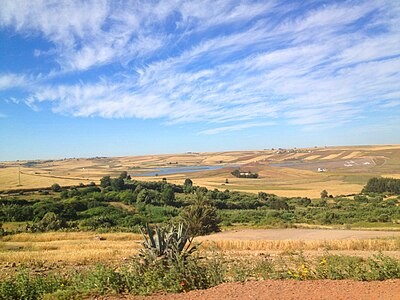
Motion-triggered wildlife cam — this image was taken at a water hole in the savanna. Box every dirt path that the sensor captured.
[196,229,400,241]
[101,280,400,300]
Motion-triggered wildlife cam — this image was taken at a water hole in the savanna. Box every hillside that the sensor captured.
[1,145,400,198]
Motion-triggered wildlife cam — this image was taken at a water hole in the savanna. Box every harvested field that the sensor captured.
[0,232,142,265]
[342,151,363,159]
[303,155,321,160]
[320,152,346,160]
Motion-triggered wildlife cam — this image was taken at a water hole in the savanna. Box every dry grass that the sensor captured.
[0,240,140,264]
[2,231,141,242]
[0,167,90,190]
[303,155,321,161]
[321,152,346,160]
[202,238,400,252]
[383,174,400,179]
[342,152,362,159]
[1,231,399,267]
[0,232,142,264]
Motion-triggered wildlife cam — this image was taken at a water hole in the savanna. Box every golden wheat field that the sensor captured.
[1,145,400,198]
[1,230,399,277]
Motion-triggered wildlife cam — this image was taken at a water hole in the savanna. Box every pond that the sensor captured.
[131,165,226,177]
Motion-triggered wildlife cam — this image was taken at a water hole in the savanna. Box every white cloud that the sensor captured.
[1,0,400,134]
[0,74,28,90]
[200,122,275,135]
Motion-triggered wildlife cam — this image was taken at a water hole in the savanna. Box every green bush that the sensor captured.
[180,192,220,236]
[0,270,63,300]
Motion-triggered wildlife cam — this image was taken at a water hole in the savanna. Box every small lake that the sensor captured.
[131,165,226,177]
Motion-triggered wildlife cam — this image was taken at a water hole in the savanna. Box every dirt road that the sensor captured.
[102,280,400,300]
[196,229,400,241]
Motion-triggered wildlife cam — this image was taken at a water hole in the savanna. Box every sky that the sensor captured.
[0,0,399,161]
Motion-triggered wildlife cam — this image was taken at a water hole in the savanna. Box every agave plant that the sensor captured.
[140,223,198,262]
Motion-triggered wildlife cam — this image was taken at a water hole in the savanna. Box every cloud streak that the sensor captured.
[200,122,275,135]
[1,0,399,134]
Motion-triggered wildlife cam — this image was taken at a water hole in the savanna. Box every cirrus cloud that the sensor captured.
[0,0,399,134]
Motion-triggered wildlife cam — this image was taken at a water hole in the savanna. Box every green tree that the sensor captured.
[119,190,136,205]
[51,183,61,192]
[137,189,153,204]
[184,178,193,187]
[100,176,112,188]
[161,186,175,206]
[180,192,220,236]
[60,190,68,199]
[184,178,193,194]
[321,190,329,199]
[111,177,125,191]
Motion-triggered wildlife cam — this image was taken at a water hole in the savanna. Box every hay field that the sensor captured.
[1,230,399,274]
[0,232,142,265]
[1,145,400,198]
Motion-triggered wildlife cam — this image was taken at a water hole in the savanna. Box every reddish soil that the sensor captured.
[100,280,400,300]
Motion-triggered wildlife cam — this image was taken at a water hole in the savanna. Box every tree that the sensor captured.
[321,190,329,199]
[268,198,289,210]
[184,178,193,194]
[51,183,61,192]
[258,192,268,201]
[180,191,220,236]
[184,178,193,187]
[161,186,175,206]
[100,176,112,188]
[137,189,152,204]
[119,171,128,179]
[111,177,125,191]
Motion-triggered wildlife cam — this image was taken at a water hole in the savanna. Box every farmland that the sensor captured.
[1,145,400,299]
[1,144,400,198]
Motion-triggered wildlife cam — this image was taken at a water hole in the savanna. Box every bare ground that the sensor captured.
[99,280,400,300]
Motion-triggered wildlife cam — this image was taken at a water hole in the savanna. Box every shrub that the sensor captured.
[51,183,61,192]
[28,212,67,232]
[126,223,224,294]
[320,190,328,198]
[139,223,197,262]
[180,192,220,236]
[0,270,63,300]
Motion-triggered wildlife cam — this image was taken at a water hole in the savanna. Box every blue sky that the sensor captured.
[1,0,399,161]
